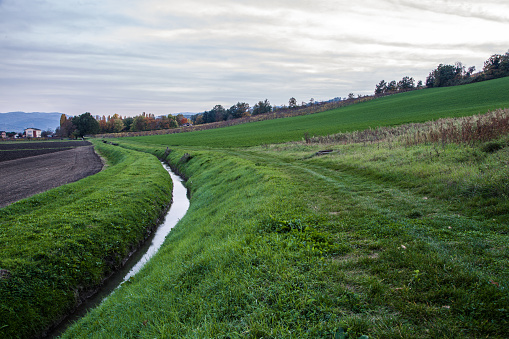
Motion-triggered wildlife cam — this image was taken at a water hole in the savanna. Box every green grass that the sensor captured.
[120,77,509,148]
[3,79,509,338]
[60,80,508,338]
[61,135,508,338]
[0,142,172,338]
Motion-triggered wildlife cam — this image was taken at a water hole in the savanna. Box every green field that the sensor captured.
[65,130,509,338]
[122,77,509,148]
[1,78,509,338]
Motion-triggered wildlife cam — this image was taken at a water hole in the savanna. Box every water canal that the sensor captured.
[49,163,190,338]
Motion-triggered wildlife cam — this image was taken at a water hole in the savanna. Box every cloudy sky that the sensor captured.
[1,0,508,116]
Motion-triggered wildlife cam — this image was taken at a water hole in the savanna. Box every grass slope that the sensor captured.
[63,135,508,338]
[122,77,509,148]
[0,142,172,338]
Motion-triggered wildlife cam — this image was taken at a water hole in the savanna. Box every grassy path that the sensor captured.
[230,149,435,217]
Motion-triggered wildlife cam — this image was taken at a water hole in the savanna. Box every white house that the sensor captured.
[24,128,42,138]
[0,131,6,139]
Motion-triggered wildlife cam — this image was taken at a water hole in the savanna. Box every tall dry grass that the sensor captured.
[308,108,509,146]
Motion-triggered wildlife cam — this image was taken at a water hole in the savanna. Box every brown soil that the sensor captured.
[0,145,103,208]
[0,140,92,151]
[0,141,92,162]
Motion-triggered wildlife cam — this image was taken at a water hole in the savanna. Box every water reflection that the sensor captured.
[122,163,189,281]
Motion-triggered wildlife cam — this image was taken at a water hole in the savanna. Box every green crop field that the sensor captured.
[122,77,509,148]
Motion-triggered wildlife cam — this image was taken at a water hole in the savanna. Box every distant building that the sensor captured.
[0,131,6,139]
[24,128,42,138]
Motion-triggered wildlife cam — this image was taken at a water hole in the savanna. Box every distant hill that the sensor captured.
[0,112,64,133]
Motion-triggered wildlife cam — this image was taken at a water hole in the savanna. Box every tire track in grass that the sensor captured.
[231,150,508,282]
[231,149,433,217]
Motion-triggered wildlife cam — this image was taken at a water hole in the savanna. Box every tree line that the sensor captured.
[192,97,344,125]
[56,112,190,138]
[375,50,509,95]
[191,100,272,125]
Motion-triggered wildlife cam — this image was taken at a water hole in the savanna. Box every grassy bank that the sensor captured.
[0,142,172,338]
[63,126,508,337]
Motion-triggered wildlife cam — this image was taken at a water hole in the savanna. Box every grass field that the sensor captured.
[121,77,509,148]
[61,77,509,338]
[2,78,508,338]
[63,129,509,337]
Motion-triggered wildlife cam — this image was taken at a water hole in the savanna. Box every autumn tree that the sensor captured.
[97,115,108,133]
[112,118,124,132]
[192,114,204,125]
[146,114,157,130]
[56,114,75,137]
[168,115,179,128]
[175,114,188,126]
[59,113,66,128]
[130,115,148,132]
[106,113,123,133]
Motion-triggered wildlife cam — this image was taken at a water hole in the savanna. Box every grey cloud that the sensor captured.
[385,0,509,23]
[1,0,508,115]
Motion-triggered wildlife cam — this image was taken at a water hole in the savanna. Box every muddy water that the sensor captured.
[49,163,189,338]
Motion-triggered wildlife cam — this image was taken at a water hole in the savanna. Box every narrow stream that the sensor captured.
[49,163,190,338]
[122,163,190,282]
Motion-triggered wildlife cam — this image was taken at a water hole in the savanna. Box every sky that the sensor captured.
[0,0,508,117]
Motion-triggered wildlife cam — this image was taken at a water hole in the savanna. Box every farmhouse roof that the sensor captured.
[25,127,42,130]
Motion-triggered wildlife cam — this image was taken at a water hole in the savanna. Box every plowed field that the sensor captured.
[0,141,103,207]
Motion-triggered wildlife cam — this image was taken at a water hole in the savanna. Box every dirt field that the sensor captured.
[0,141,92,162]
[0,144,103,208]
